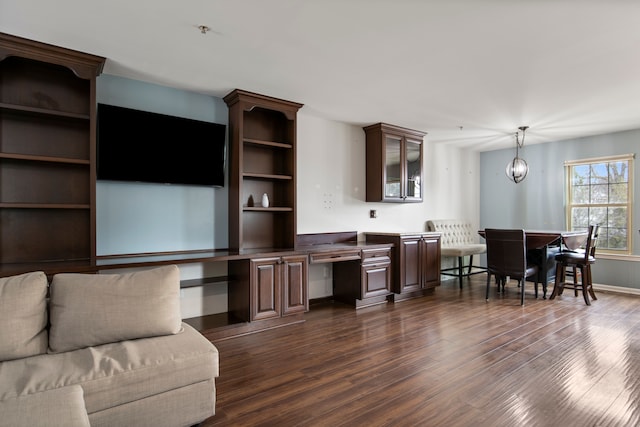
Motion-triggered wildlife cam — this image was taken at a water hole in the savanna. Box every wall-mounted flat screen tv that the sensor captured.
[97,103,226,187]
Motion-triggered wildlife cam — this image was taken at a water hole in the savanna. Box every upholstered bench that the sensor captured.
[426,220,487,288]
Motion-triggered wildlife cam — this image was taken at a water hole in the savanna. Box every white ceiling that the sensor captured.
[3,0,640,151]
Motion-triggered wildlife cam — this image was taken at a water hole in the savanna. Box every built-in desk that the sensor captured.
[298,232,394,309]
[0,232,395,341]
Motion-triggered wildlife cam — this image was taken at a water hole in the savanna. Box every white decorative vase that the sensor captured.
[261,193,269,208]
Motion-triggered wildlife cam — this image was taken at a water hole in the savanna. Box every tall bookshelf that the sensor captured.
[223,89,303,250]
[0,33,104,270]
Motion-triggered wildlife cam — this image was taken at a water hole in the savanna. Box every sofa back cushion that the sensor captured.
[48,265,182,353]
[0,271,48,361]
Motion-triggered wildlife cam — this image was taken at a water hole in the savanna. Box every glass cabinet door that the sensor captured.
[384,135,403,199]
[404,138,422,201]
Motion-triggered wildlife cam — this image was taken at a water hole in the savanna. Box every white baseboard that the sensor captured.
[593,283,640,296]
[441,275,640,297]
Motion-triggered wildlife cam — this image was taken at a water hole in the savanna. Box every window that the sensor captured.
[565,154,634,254]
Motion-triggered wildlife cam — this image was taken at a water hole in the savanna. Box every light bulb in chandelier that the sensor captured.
[506,156,529,183]
[505,126,529,184]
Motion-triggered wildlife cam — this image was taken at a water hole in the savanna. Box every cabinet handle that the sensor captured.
[364,263,389,268]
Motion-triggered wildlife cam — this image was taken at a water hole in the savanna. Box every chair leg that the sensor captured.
[458,256,464,289]
[468,255,474,275]
[587,265,597,301]
[578,265,591,306]
[573,266,579,297]
[520,279,525,306]
[549,263,564,300]
[486,271,491,301]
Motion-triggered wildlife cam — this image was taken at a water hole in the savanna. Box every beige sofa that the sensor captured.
[0,265,219,427]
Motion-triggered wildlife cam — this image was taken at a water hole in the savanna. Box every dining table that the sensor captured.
[478,229,589,298]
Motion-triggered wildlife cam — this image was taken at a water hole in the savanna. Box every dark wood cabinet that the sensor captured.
[223,89,303,250]
[333,247,392,308]
[421,234,441,289]
[398,237,422,294]
[250,257,283,320]
[364,123,426,203]
[0,33,104,270]
[222,89,307,333]
[281,255,309,316]
[365,233,441,301]
[230,254,308,322]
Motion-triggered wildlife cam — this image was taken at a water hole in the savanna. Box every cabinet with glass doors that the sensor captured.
[364,123,426,203]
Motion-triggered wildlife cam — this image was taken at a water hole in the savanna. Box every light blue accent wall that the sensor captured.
[480,128,640,288]
[95,75,229,255]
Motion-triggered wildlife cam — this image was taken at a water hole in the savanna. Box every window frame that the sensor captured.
[564,153,634,255]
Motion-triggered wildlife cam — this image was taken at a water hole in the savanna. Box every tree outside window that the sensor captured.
[566,154,634,253]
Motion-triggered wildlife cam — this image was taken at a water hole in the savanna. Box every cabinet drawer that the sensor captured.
[361,247,391,265]
[309,249,361,264]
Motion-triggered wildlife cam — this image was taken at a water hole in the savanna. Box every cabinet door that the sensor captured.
[250,258,282,320]
[421,237,441,289]
[404,138,423,202]
[383,133,404,201]
[282,255,308,316]
[399,238,422,293]
[362,261,391,298]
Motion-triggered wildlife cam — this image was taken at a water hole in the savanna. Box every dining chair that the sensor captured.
[484,228,540,305]
[550,225,599,305]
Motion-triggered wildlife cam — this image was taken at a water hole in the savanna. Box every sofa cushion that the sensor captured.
[0,384,90,427]
[48,265,182,353]
[0,323,218,415]
[0,271,48,362]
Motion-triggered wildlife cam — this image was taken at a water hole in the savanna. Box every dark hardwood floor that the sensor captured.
[201,275,640,426]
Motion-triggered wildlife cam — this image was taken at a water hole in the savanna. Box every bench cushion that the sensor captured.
[441,243,487,257]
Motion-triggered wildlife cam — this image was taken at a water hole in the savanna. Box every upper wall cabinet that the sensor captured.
[224,89,303,250]
[0,33,104,270]
[364,123,426,203]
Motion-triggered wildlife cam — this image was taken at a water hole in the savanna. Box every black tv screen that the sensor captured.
[97,104,226,186]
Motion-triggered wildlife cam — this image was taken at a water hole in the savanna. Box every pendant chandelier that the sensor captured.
[505,126,529,184]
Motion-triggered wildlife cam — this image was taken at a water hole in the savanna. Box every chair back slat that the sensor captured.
[485,229,527,278]
[584,224,600,261]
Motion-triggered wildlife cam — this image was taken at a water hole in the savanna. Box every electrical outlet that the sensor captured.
[370,209,377,218]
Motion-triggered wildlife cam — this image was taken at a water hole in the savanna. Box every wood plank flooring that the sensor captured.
[201,275,640,426]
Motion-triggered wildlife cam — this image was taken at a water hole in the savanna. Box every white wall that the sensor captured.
[296,112,482,234]
[296,112,482,299]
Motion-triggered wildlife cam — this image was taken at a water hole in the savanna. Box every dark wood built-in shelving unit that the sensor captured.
[0,33,105,271]
[223,89,303,250]
[0,33,443,342]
